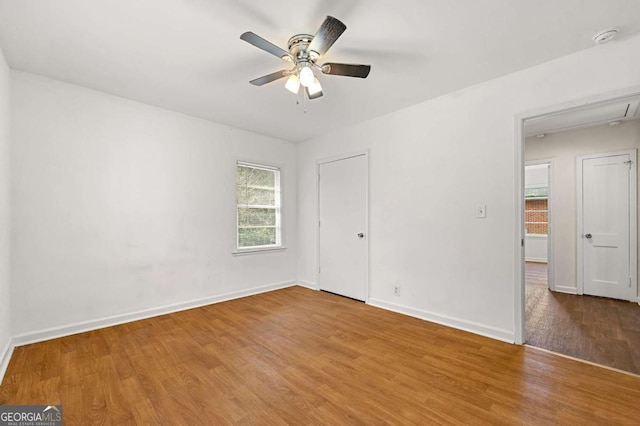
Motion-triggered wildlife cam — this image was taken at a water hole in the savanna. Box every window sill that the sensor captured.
[525,234,548,239]
[232,246,287,256]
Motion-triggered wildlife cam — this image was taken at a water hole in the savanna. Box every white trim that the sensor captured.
[543,159,554,291]
[236,160,279,171]
[514,115,525,345]
[630,152,639,304]
[576,155,584,295]
[315,150,367,165]
[11,280,296,347]
[368,299,514,343]
[232,246,287,256]
[576,149,637,301]
[316,150,370,303]
[554,285,578,295]
[297,281,319,291]
[525,257,547,263]
[524,234,548,239]
[0,338,15,384]
[514,87,640,346]
[368,298,515,343]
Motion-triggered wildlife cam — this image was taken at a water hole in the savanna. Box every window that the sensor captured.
[236,161,281,250]
[525,187,548,235]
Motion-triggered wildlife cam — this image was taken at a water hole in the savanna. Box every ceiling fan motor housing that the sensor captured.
[287,34,319,65]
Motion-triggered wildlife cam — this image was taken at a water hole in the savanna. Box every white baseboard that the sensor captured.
[554,285,578,294]
[367,298,514,343]
[0,338,14,384]
[12,280,296,347]
[297,281,318,291]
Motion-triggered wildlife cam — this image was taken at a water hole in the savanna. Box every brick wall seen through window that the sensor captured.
[525,199,548,235]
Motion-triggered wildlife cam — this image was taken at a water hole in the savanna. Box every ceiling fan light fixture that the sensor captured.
[285,74,300,94]
[307,78,322,96]
[299,65,315,87]
[240,16,371,101]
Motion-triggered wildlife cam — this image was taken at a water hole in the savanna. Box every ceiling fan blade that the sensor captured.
[321,63,371,78]
[240,32,292,61]
[249,70,289,86]
[306,87,323,100]
[308,16,347,56]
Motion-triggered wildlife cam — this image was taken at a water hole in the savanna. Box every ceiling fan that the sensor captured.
[240,16,371,100]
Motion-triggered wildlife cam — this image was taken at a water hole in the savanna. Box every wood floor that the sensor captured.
[525,262,640,375]
[2,287,640,425]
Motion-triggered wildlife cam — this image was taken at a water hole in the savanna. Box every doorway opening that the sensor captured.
[516,91,640,375]
[524,162,552,292]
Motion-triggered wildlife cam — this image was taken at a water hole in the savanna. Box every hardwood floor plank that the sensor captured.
[1,286,640,424]
[525,261,640,375]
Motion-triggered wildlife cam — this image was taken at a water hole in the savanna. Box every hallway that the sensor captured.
[525,262,640,375]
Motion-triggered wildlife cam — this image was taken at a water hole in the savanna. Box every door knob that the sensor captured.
[585,233,592,239]
[357,233,364,238]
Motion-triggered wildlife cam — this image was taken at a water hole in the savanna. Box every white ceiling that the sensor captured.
[1,1,640,142]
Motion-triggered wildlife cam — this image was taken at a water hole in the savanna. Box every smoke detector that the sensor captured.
[592,29,618,44]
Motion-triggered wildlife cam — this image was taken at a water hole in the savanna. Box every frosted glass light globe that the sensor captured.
[299,66,315,87]
[285,75,300,94]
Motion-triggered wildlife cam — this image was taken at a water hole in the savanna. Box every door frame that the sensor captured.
[576,149,637,301]
[514,86,640,345]
[524,159,555,291]
[316,150,370,302]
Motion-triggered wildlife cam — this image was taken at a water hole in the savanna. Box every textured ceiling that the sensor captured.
[1,0,640,142]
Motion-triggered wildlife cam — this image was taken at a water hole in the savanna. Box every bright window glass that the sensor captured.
[236,162,281,249]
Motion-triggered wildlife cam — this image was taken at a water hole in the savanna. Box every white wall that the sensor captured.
[10,71,297,337]
[0,45,11,368]
[297,34,640,342]
[525,236,547,263]
[526,120,640,291]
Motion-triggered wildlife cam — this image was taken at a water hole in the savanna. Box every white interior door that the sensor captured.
[579,151,635,301]
[318,154,367,301]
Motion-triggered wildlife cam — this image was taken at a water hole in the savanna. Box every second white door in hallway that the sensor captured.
[578,150,637,301]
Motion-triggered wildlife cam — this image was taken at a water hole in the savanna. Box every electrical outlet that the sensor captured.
[393,285,401,296]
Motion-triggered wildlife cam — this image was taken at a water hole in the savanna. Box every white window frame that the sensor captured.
[233,160,286,255]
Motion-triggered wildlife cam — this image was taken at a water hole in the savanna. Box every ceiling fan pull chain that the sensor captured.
[303,89,308,114]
